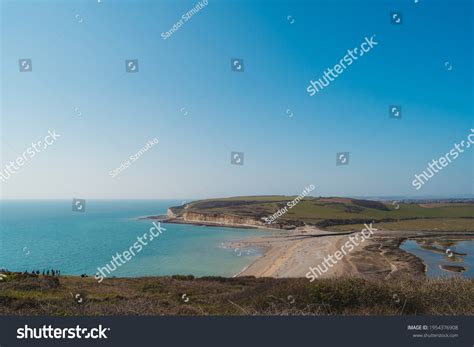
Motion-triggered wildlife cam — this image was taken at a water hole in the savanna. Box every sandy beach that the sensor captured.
[150,197,474,280]
[229,227,462,279]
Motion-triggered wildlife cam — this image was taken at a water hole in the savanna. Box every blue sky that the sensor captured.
[1,0,473,199]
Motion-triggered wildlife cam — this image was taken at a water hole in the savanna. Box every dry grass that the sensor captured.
[0,273,472,316]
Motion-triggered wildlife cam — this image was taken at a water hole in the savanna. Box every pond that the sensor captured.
[401,238,474,278]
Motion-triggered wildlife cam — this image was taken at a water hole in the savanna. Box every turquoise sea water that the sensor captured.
[0,200,267,277]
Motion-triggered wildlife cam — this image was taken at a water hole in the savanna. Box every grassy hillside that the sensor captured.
[170,196,474,230]
[1,273,473,316]
[328,218,474,232]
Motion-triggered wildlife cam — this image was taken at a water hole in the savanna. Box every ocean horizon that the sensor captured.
[0,200,266,278]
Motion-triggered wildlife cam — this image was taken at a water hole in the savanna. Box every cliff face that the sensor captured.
[181,212,265,227]
[167,208,178,218]
[165,205,289,229]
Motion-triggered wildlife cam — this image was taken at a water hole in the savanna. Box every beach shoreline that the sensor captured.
[143,214,474,279]
[231,228,474,279]
[141,198,474,280]
[150,216,420,279]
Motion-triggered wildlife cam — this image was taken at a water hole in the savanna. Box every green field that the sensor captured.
[328,218,474,232]
[172,196,474,230]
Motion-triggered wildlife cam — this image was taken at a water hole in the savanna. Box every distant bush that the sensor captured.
[315,218,397,228]
[171,275,194,281]
[352,199,390,211]
[344,205,365,213]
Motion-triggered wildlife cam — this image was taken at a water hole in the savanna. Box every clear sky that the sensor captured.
[1,0,473,199]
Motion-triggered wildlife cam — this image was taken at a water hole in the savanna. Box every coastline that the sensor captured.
[142,213,474,280]
[155,216,426,279]
[232,229,474,279]
[141,215,283,231]
[232,229,416,279]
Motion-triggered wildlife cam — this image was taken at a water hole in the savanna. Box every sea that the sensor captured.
[0,200,266,277]
[2,200,472,279]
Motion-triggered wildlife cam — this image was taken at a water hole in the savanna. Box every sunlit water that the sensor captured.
[401,238,474,278]
[0,200,268,277]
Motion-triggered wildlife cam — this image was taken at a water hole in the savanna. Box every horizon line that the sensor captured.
[0,195,473,201]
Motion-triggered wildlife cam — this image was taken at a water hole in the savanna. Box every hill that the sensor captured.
[163,196,474,231]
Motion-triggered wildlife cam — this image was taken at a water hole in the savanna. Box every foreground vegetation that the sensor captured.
[0,273,472,316]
